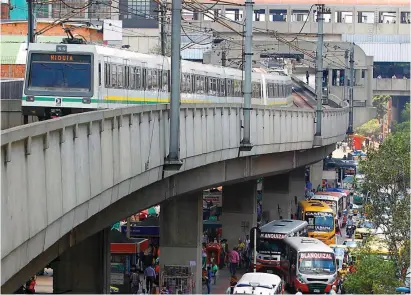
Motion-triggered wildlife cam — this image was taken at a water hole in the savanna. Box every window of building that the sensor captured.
[52,0,86,18]
[379,11,396,24]
[400,11,410,24]
[120,0,151,20]
[335,11,353,23]
[291,10,309,22]
[35,3,49,18]
[253,9,265,21]
[88,0,113,19]
[225,8,243,21]
[313,11,331,22]
[269,9,287,22]
[203,9,222,21]
[357,11,375,23]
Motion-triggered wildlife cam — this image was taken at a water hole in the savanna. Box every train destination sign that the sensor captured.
[261,233,287,239]
[31,53,91,63]
[300,252,333,260]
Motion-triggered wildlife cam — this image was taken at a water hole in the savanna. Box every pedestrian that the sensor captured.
[296,288,303,295]
[25,276,36,294]
[139,250,145,272]
[229,247,240,276]
[329,285,337,295]
[144,265,156,293]
[226,276,238,294]
[130,268,140,294]
[212,262,218,285]
[306,71,310,84]
[206,266,212,294]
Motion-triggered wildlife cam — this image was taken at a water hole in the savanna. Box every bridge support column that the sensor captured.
[160,192,202,294]
[262,167,306,222]
[309,161,323,190]
[221,181,257,248]
[52,228,110,294]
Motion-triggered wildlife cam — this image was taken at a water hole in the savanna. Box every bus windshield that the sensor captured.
[28,53,92,91]
[258,238,285,255]
[298,252,336,275]
[305,212,334,232]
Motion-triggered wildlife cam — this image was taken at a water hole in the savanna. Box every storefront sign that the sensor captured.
[203,191,222,207]
[110,263,125,285]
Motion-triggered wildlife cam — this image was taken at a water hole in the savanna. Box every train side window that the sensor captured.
[98,62,101,86]
[129,67,135,89]
[111,64,117,87]
[146,69,152,90]
[125,65,130,88]
[220,79,225,96]
[279,84,284,97]
[135,67,141,90]
[105,63,110,87]
[274,84,279,97]
[162,70,168,92]
[117,65,123,88]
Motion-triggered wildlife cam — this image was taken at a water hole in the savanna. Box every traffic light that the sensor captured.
[249,226,261,249]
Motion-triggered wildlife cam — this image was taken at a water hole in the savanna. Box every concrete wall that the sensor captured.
[122,28,160,54]
[1,103,348,291]
[373,78,411,96]
[1,100,37,130]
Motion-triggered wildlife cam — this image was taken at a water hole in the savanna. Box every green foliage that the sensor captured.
[359,127,410,279]
[344,254,400,294]
[355,119,381,137]
[400,102,410,122]
[372,95,390,122]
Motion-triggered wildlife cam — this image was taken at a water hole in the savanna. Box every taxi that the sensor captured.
[354,220,376,240]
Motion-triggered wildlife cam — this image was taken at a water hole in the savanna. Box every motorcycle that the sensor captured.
[346,225,355,238]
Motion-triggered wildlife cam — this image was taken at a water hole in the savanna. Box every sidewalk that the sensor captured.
[203,267,246,294]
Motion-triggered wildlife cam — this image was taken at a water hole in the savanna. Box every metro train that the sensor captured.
[22,43,294,120]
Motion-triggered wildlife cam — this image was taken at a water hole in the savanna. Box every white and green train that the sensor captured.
[22,43,294,120]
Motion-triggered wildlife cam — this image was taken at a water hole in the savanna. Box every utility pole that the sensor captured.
[347,43,355,135]
[160,3,167,56]
[344,49,349,104]
[315,4,327,137]
[239,0,253,151]
[27,0,34,44]
[164,0,183,170]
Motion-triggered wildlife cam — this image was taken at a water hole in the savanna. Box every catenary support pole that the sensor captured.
[164,0,183,170]
[240,0,253,151]
[253,227,257,272]
[160,4,167,56]
[347,43,355,135]
[315,4,325,136]
[27,0,34,44]
[344,49,349,103]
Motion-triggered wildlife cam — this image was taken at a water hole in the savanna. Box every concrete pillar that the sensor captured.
[366,56,374,107]
[355,69,362,86]
[309,160,323,190]
[160,192,202,294]
[52,228,110,294]
[221,181,257,248]
[263,167,306,222]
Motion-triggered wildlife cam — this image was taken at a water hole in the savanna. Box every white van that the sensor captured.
[233,272,283,295]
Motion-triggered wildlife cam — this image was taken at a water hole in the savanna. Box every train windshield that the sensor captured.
[298,252,336,275]
[28,53,92,91]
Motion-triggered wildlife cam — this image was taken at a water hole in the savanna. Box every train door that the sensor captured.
[97,59,103,109]
[261,74,267,105]
[103,56,111,109]
[142,62,147,104]
[124,59,129,105]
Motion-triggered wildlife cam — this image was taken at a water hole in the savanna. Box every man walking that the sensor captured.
[229,247,240,276]
[130,267,140,294]
[144,264,156,293]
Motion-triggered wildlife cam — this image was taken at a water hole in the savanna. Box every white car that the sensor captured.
[234,272,283,295]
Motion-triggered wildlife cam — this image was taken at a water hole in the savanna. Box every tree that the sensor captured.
[150,42,171,57]
[344,253,400,294]
[359,125,410,279]
[372,95,390,122]
[355,119,381,138]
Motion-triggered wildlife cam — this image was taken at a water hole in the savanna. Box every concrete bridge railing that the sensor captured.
[373,78,411,95]
[1,103,348,287]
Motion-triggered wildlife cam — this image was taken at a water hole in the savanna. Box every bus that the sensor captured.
[311,192,346,218]
[296,201,336,245]
[254,220,308,274]
[282,237,337,294]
